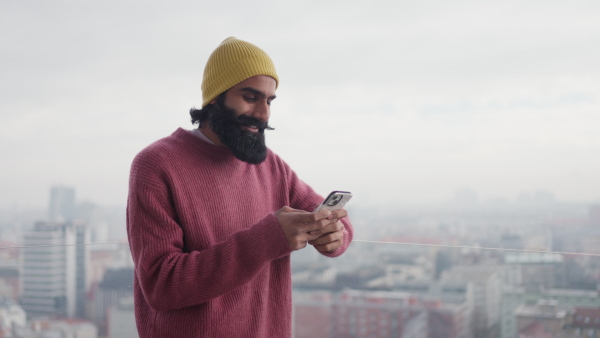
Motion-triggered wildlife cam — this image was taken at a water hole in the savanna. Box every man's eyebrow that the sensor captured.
[240,87,277,100]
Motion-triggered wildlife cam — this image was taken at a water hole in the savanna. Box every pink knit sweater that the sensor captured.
[127,128,353,337]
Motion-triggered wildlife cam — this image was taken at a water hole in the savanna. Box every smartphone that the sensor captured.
[314,191,353,212]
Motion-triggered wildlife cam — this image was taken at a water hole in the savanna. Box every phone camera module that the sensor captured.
[327,195,342,206]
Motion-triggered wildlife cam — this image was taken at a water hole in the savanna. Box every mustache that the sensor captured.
[235,114,275,131]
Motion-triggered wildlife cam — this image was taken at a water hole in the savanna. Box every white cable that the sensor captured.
[353,239,600,257]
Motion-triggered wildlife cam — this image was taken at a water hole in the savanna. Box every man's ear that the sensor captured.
[210,99,217,105]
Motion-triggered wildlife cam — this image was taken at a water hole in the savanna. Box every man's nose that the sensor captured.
[253,100,270,122]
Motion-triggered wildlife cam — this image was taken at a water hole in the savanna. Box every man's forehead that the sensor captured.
[239,87,277,100]
[231,75,277,97]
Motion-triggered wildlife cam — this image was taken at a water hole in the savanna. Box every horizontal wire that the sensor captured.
[353,240,600,257]
[1,240,599,258]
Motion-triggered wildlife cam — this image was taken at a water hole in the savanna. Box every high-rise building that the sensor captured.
[48,185,76,222]
[21,221,89,319]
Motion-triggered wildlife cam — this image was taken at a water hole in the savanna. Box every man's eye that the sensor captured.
[243,96,257,102]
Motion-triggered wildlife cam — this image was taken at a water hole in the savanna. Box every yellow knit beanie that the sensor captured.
[201,37,279,107]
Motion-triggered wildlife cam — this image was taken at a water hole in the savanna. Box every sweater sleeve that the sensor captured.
[127,159,293,312]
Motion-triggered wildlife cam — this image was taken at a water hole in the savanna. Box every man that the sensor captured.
[126,37,353,337]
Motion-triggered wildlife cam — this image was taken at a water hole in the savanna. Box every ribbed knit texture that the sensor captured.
[127,128,353,337]
[201,37,279,107]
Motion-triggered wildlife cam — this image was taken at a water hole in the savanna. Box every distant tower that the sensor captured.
[48,186,76,221]
[21,221,89,319]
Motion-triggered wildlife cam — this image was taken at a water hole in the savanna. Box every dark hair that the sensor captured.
[189,92,227,125]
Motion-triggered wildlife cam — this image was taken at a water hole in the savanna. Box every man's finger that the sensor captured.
[281,206,307,214]
[314,239,342,253]
[331,209,348,219]
[301,210,332,223]
[309,228,343,245]
[313,209,334,221]
[309,220,344,236]
[307,219,338,236]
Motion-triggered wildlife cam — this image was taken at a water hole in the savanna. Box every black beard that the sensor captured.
[207,103,273,164]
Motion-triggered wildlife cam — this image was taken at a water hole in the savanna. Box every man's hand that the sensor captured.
[308,209,347,253]
[275,206,335,251]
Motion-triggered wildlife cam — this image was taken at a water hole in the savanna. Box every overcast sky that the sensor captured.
[1,0,599,210]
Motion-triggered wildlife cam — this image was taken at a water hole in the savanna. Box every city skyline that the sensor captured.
[1,182,599,337]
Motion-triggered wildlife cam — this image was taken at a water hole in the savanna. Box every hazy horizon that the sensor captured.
[2,0,599,209]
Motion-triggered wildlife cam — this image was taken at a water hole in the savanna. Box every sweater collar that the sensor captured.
[189,128,216,145]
